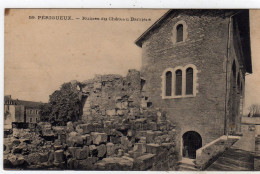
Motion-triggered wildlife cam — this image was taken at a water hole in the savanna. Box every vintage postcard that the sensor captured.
[3,9,260,171]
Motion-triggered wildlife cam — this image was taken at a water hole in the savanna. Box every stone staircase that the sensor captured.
[177,158,198,171]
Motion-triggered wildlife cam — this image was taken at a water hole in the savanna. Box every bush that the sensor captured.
[39,82,82,126]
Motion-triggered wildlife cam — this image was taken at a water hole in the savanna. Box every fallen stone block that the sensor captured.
[135,131,147,139]
[11,138,21,146]
[82,134,92,145]
[76,125,84,134]
[54,150,64,163]
[77,159,93,170]
[67,158,78,169]
[27,153,40,165]
[52,126,66,135]
[39,152,49,163]
[12,156,27,168]
[106,109,116,116]
[146,144,163,155]
[81,124,95,134]
[97,144,107,158]
[68,147,81,158]
[12,146,23,154]
[106,143,115,157]
[67,132,84,147]
[3,158,13,168]
[89,145,98,157]
[91,132,107,145]
[121,136,132,150]
[66,121,74,133]
[95,157,133,170]
[148,122,157,131]
[88,156,98,164]
[133,143,146,154]
[139,137,146,144]
[133,153,156,170]
[75,146,89,160]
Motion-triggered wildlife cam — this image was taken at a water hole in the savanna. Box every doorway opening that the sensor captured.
[182,131,202,159]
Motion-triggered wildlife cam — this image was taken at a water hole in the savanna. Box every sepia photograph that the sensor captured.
[3,8,260,171]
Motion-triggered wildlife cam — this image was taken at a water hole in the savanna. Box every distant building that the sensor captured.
[4,95,43,129]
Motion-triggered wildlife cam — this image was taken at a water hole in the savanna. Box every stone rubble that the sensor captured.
[4,70,178,170]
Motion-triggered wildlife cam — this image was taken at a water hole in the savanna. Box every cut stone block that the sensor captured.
[106,143,115,157]
[54,150,64,163]
[91,132,107,145]
[97,144,107,157]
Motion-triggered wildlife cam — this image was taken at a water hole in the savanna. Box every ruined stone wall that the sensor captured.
[4,69,178,171]
[80,69,143,123]
[141,10,231,154]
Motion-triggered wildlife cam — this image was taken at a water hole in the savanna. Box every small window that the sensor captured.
[176,24,184,42]
[30,118,32,123]
[166,71,172,96]
[186,68,193,95]
[175,70,182,95]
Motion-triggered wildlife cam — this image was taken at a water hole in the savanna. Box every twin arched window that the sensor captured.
[163,65,196,98]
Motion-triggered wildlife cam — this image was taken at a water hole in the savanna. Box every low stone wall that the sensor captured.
[195,136,239,170]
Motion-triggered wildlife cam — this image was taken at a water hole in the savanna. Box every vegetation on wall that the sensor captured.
[39,82,82,126]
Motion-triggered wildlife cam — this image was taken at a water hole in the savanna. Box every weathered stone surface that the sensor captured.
[39,152,49,163]
[81,124,95,134]
[133,143,146,154]
[68,147,80,158]
[12,146,23,154]
[106,143,115,157]
[75,146,89,160]
[67,158,77,169]
[54,150,64,163]
[95,157,133,170]
[89,145,98,157]
[77,159,93,170]
[106,109,116,116]
[121,136,132,150]
[27,153,40,165]
[139,137,146,144]
[66,121,74,132]
[133,153,156,170]
[75,125,84,134]
[97,144,107,157]
[11,139,21,146]
[91,132,107,145]
[67,132,83,147]
[82,134,92,145]
[146,144,162,155]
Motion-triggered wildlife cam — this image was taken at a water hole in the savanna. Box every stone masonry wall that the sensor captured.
[141,10,233,154]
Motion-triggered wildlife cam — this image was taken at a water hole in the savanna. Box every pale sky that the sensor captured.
[4,9,260,114]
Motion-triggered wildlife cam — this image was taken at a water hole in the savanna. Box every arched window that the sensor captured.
[165,71,172,96]
[175,70,182,95]
[176,24,184,42]
[186,68,193,95]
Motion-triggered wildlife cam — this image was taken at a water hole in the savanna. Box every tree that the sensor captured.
[39,82,82,125]
[248,104,260,117]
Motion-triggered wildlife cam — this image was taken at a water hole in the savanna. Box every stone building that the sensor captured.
[135,10,252,159]
[4,95,42,129]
